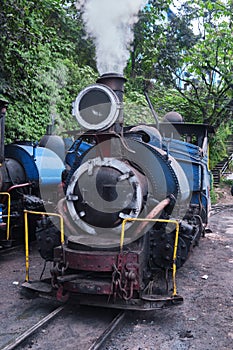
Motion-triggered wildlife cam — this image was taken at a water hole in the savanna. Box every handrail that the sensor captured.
[120,217,180,297]
[24,210,64,282]
[221,153,233,176]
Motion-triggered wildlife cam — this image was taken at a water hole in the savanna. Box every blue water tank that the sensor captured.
[5,143,65,191]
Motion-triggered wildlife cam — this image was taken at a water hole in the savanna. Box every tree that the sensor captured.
[0,0,96,142]
[125,0,202,123]
[128,0,233,129]
[127,0,198,80]
[149,0,233,128]
[126,0,172,78]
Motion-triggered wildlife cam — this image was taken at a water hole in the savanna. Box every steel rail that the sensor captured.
[88,311,125,350]
[1,306,65,350]
[1,307,124,350]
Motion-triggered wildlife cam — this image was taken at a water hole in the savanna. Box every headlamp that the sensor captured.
[73,84,121,131]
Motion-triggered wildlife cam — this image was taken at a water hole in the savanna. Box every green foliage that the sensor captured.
[124,1,161,77]
[5,59,97,142]
[126,0,233,133]
[124,76,201,123]
[1,0,97,142]
[54,62,98,133]
[220,178,233,186]
[128,0,198,81]
[209,122,232,169]
[168,0,233,128]
[210,187,217,204]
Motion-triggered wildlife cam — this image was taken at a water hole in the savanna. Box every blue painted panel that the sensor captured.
[5,144,39,182]
[65,140,92,168]
[5,144,65,187]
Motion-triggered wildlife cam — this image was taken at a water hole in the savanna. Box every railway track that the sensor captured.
[1,306,64,350]
[1,305,125,350]
[0,244,125,350]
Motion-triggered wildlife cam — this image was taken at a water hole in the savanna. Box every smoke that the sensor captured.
[76,0,148,75]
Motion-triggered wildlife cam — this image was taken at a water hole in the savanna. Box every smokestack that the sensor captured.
[96,73,127,102]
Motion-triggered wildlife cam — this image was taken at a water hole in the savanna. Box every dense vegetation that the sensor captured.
[1,0,233,167]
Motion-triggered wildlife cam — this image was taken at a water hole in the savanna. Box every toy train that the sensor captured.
[26,73,214,310]
[0,98,65,248]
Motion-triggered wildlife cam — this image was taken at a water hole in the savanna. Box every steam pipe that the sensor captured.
[0,99,8,164]
[144,91,159,128]
[134,197,171,236]
[7,183,32,192]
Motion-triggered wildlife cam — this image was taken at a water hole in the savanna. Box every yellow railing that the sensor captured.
[0,192,11,240]
[120,217,180,297]
[24,210,64,282]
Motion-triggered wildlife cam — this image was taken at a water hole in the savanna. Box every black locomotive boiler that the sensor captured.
[33,73,213,310]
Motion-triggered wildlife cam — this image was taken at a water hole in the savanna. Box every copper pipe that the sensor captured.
[8,182,31,192]
[134,197,171,236]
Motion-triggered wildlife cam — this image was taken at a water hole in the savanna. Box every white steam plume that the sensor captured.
[76,0,148,75]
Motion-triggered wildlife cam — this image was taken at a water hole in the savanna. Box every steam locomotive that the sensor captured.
[0,98,65,248]
[30,73,213,310]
